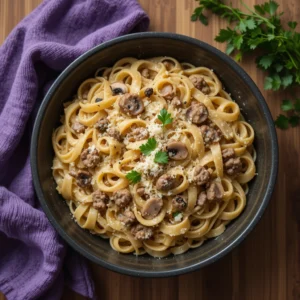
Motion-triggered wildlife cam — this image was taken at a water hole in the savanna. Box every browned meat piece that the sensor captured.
[107,127,122,142]
[72,121,85,134]
[94,118,109,132]
[127,127,149,142]
[171,96,182,107]
[141,197,163,219]
[92,190,109,213]
[156,174,179,192]
[112,189,132,208]
[172,195,187,211]
[166,141,188,160]
[117,210,136,226]
[131,224,153,240]
[160,84,175,100]
[70,170,92,189]
[144,87,153,97]
[111,82,128,95]
[193,166,210,186]
[186,102,208,125]
[141,68,150,78]
[197,191,207,207]
[189,74,211,94]
[119,93,145,116]
[222,148,243,176]
[222,148,235,162]
[207,182,224,202]
[200,125,222,146]
[224,157,243,176]
[81,147,100,168]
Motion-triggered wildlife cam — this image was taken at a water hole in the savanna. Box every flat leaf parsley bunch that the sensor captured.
[191,0,300,129]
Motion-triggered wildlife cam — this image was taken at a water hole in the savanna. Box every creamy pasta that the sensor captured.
[52,57,256,257]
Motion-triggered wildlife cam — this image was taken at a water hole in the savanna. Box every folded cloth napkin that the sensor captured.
[0,0,149,299]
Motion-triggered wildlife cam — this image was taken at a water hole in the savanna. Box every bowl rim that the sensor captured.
[30,32,278,277]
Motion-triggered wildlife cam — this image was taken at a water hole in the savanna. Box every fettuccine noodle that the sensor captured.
[52,57,256,257]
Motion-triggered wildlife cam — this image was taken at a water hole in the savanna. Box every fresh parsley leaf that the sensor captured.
[281,99,294,111]
[154,151,169,164]
[281,74,293,88]
[126,170,141,184]
[258,55,274,69]
[191,14,198,22]
[275,114,289,129]
[238,20,247,32]
[294,99,300,111]
[264,77,273,90]
[172,211,181,218]
[274,63,283,72]
[157,109,173,127]
[289,115,300,127]
[245,19,256,30]
[288,21,298,30]
[271,74,281,90]
[226,43,235,55]
[139,138,157,156]
[268,1,279,16]
[233,35,243,50]
[254,4,266,15]
[215,28,233,42]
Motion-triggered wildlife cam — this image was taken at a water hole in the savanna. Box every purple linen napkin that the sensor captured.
[0,1,149,299]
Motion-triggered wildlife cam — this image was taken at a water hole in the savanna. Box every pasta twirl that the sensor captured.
[52,57,256,258]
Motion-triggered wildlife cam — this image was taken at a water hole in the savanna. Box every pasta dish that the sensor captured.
[52,57,256,257]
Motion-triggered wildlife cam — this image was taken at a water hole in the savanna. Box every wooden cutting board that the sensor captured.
[1,1,299,299]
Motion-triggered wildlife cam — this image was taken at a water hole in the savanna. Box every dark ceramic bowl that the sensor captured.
[31,32,278,277]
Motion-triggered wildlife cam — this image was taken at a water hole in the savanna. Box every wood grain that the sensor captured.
[1,1,299,300]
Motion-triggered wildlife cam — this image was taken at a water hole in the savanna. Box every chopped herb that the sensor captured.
[275,99,300,129]
[139,138,157,156]
[154,151,169,164]
[126,170,141,184]
[157,108,173,127]
[172,211,181,218]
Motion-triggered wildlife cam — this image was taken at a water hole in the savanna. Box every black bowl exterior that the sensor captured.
[31,32,278,277]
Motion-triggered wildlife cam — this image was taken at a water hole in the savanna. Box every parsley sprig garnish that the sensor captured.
[139,137,169,164]
[154,151,169,164]
[126,170,141,184]
[275,99,300,129]
[191,0,300,129]
[158,108,173,127]
[139,137,157,156]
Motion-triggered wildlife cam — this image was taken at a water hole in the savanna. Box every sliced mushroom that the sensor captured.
[160,84,175,100]
[111,82,128,95]
[119,93,144,116]
[141,197,163,219]
[207,182,224,201]
[156,174,179,192]
[166,141,188,160]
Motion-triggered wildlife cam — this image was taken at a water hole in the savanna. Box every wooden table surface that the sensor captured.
[1,0,299,299]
